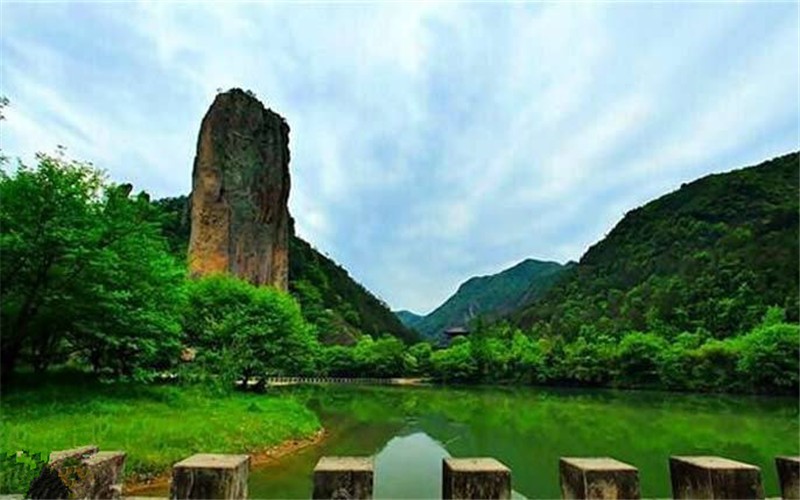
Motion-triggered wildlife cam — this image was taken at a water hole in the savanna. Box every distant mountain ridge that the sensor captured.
[401,259,568,340]
[395,310,424,329]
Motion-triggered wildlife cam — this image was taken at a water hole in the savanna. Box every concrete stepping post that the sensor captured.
[29,445,125,499]
[559,457,640,499]
[312,456,374,499]
[76,451,126,499]
[48,445,99,467]
[776,457,800,500]
[171,453,249,499]
[442,457,511,500]
[669,456,763,499]
[28,445,99,499]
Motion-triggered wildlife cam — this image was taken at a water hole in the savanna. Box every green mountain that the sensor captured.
[153,195,416,345]
[512,152,799,338]
[409,259,567,340]
[395,310,424,330]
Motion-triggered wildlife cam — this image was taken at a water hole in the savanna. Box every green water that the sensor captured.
[254,385,799,498]
[154,385,799,498]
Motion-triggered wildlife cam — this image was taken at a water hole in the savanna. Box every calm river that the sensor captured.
[157,385,800,498]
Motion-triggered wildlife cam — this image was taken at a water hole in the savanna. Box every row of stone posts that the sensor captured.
[314,454,800,500]
[33,446,799,499]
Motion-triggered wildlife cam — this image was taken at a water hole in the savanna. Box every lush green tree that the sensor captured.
[351,335,406,377]
[319,345,357,377]
[737,308,799,393]
[614,332,668,387]
[656,331,706,390]
[431,340,477,383]
[562,335,615,386]
[0,152,184,380]
[183,275,318,384]
[507,332,547,384]
[686,339,741,392]
[408,342,434,375]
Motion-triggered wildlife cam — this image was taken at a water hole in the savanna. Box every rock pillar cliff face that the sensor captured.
[188,89,291,290]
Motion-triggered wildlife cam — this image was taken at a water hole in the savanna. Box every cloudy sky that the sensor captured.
[1,2,798,314]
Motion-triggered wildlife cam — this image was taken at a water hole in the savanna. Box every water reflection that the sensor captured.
[286,385,796,499]
[374,432,449,499]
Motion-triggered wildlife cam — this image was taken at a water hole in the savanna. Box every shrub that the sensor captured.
[183,275,318,384]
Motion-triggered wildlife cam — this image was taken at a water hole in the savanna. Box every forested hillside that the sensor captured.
[512,152,799,339]
[154,195,416,345]
[289,235,417,344]
[395,310,424,330]
[408,259,567,340]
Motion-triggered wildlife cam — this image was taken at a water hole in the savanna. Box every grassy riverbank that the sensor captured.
[0,374,321,491]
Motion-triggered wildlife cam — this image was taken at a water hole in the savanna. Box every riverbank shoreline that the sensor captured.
[123,428,327,495]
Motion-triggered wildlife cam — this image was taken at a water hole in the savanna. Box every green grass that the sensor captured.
[0,373,321,485]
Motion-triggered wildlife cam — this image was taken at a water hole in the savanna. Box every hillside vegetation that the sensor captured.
[512,152,799,339]
[3,146,795,395]
[154,195,415,345]
[408,152,798,394]
[395,310,424,330]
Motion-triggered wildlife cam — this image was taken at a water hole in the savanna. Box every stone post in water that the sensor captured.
[442,457,511,500]
[312,456,374,499]
[559,457,640,499]
[171,453,250,499]
[669,456,763,500]
[27,445,126,500]
[188,88,291,291]
[776,457,800,500]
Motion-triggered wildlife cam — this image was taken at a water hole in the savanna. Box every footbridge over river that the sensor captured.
[261,377,429,387]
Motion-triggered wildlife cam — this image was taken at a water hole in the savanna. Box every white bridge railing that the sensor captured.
[262,377,427,386]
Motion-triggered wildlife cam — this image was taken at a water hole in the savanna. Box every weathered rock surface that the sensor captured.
[27,445,126,499]
[442,457,511,500]
[669,455,764,499]
[312,456,374,499]
[171,453,249,499]
[188,88,291,290]
[776,456,800,500]
[559,457,640,499]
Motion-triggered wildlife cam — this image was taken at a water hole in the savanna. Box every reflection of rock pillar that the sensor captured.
[669,456,763,499]
[442,457,511,500]
[559,457,640,499]
[188,88,290,291]
[776,457,800,500]
[312,456,374,499]
[171,453,250,500]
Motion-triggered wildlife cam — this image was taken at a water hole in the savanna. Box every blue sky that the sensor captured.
[1,2,798,314]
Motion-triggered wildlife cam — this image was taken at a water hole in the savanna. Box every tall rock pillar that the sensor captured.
[188,88,290,290]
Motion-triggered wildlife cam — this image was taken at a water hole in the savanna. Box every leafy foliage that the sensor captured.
[183,275,319,384]
[422,311,798,394]
[0,451,48,495]
[0,152,185,380]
